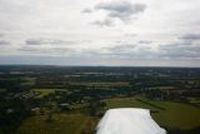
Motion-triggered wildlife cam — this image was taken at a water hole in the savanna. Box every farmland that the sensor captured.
[0,66,200,134]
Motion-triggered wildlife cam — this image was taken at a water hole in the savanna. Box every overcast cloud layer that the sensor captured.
[0,0,200,67]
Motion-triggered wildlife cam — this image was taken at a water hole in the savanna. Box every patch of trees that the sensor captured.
[0,97,30,134]
[87,97,106,117]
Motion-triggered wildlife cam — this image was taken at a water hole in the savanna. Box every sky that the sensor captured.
[0,0,200,67]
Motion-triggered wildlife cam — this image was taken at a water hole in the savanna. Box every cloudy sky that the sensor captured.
[0,0,200,67]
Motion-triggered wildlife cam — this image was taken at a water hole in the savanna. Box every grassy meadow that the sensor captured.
[17,114,96,134]
[106,97,200,130]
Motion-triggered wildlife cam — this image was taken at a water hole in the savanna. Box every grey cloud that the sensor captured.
[95,1,146,22]
[0,34,4,37]
[159,43,200,59]
[82,8,92,13]
[138,40,152,44]
[108,44,136,51]
[0,40,10,45]
[25,38,77,45]
[52,47,72,53]
[181,34,200,40]
[17,47,39,52]
[17,45,74,55]
[104,41,200,59]
[92,18,114,27]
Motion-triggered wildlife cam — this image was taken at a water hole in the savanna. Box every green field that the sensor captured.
[17,114,92,134]
[106,97,200,130]
[33,89,67,98]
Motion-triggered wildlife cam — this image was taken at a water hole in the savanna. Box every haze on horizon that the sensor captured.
[0,0,200,67]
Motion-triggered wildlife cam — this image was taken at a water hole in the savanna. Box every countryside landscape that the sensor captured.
[0,65,199,134]
[0,0,200,133]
